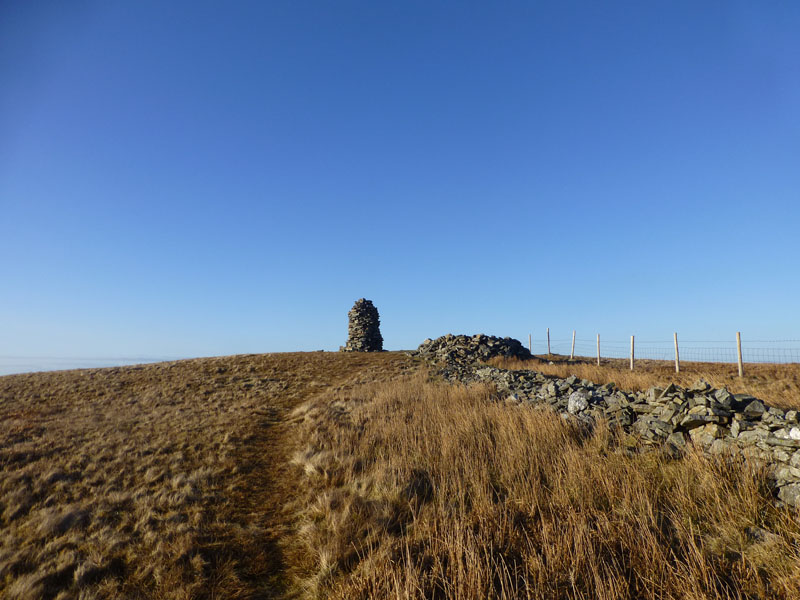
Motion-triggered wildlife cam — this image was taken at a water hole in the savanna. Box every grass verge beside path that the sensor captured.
[289,374,800,599]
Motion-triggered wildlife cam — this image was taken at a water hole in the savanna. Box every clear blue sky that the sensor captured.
[2,1,799,365]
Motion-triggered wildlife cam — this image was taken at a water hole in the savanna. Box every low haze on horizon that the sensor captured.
[2,1,799,373]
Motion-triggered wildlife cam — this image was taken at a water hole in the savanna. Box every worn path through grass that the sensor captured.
[219,351,418,598]
[0,351,417,600]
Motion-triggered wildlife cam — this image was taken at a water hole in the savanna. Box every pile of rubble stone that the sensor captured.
[414,333,532,365]
[340,298,383,352]
[413,334,800,508]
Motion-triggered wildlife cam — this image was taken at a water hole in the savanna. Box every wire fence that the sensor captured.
[527,335,800,365]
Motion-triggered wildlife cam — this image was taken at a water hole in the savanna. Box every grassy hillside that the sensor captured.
[3,352,800,599]
[0,352,415,599]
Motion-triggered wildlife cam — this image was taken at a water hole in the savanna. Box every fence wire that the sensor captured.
[528,337,800,364]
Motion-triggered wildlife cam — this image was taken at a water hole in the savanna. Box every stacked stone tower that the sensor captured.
[341,298,383,352]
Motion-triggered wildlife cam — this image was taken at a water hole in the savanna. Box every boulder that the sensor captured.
[567,390,590,414]
[743,400,766,419]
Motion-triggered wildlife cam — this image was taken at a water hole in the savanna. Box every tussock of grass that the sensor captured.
[290,375,800,599]
[492,356,800,410]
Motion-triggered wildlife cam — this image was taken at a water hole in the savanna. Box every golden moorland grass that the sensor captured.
[4,351,800,599]
[289,375,800,599]
[490,355,800,410]
[0,352,416,600]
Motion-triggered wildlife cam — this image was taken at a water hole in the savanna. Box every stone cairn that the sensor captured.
[340,298,383,352]
[410,333,800,508]
[416,333,532,366]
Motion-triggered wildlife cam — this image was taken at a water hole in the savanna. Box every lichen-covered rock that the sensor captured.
[568,390,590,414]
[778,484,800,507]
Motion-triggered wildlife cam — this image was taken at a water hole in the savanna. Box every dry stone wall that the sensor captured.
[411,333,800,508]
[340,298,383,352]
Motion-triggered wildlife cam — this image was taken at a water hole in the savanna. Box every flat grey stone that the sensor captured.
[689,396,709,409]
[790,451,800,468]
[744,526,779,543]
[708,406,733,418]
[765,437,800,448]
[778,484,800,507]
[663,432,686,458]
[658,383,678,399]
[710,439,732,454]
[714,388,733,406]
[680,414,721,429]
[633,418,672,440]
[689,430,716,447]
[737,429,769,443]
[773,428,791,439]
[659,406,678,422]
[743,400,766,419]
[774,465,800,482]
[773,449,792,463]
[650,419,674,435]
[666,432,686,448]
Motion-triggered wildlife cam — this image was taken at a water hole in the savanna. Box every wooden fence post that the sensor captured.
[570,330,576,360]
[547,328,551,355]
[596,334,600,366]
[630,335,635,371]
[737,332,744,377]
[674,332,680,374]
